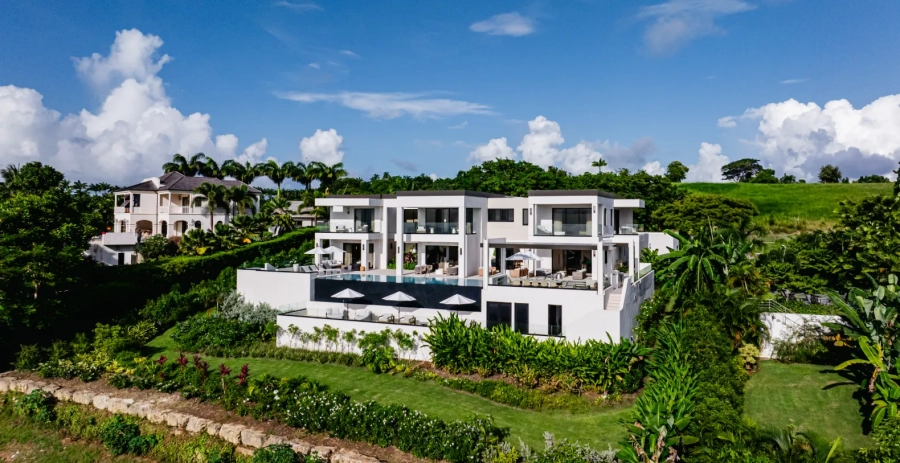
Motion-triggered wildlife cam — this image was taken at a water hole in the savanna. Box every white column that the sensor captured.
[628,240,635,282]
[482,240,490,286]
[597,243,604,297]
[380,206,389,269]
[499,247,507,274]
[458,205,465,277]
[395,208,404,277]
[592,204,599,237]
[361,240,369,270]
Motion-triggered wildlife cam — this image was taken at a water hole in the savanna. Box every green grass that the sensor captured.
[744,361,870,449]
[679,183,891,222]
[146,328,629,450]
[0,408,143,463]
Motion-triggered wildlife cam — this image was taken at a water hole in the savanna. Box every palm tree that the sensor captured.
[262,197,296,232]
[255,160,296,197]
[1,164,20,184]
[309,161,347,193]
[222,160,258,184]
[657,228,728,299]
[192,182,228,230]
[163,153,207,176]
[291,161,317,192]
[179,228,215,255]
[591,159,608,173]
[230,214,258,243]
[224,185,256,219]
[213,223,240,250]
[199,158,225,179]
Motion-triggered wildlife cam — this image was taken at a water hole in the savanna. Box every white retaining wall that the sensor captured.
[760,312,840,358]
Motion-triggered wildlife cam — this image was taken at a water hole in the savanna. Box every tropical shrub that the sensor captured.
[100,414,160,456]
[860,416,900,462]
[425,314,648,393]
[619,323,699,462]
[136,233,178,260]
[218,290,278,324]
[772,322,831,364]
[253,444,305,463]
[12,390,57,424]
[171,291,278,352]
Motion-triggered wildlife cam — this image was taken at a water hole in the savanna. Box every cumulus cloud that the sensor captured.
[468,137,516,162]
[0,29,266,184]
[585,137,656,171]
[723,94,900,180]
[299,128,344,165]
[235,138,269,165]
[636,0,755,54]
[685,142,730,182]
[470,12,534,37]
[642,160,666,176]
[429,173,438,181]
[717,116,737,128]
[276,91,493,120]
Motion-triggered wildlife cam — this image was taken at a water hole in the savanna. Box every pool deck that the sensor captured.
[326,268,483,283]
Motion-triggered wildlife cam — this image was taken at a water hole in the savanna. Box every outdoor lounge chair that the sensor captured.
[325,308,344,319]
[547,280,559,288]
[377,314,395,323]
[399,315,416,325]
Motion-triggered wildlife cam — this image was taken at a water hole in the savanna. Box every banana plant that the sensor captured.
[826,274,900,374]
[835,336,900,426]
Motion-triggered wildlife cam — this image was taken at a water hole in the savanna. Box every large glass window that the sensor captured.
[552,208,591,236]
[424,208,459,234]
[354,208,374,232]
[514,303,529,334]
[466,208,474,234]
[548,305,562,336]
[488,209,514,222]
[487,302,512,330]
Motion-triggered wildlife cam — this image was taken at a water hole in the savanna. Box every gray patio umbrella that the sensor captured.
[332,288,364,311]
[383,291,417,318]
[505,251,540,261]
[440,294,476,315]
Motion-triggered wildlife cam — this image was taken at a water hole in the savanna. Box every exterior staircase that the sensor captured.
[605,287,625,311]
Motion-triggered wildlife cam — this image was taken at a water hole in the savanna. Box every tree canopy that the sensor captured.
[665,161,689,183]
[819,164,843,183]
[721,158,763,182]
[651,193,759,234]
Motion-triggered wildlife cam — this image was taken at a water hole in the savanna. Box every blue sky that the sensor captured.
[2,0,900,185]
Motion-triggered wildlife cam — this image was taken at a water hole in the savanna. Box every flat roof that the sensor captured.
[395,190,508,198]
[527,189,619,199]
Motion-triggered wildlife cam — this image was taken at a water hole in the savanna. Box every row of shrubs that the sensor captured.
[424,314,649,393]
[4,389,323,462]
[28,351,507,463]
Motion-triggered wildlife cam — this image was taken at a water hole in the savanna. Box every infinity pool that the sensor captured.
[322,273,483,287]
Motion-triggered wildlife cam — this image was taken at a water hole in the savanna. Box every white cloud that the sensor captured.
[642,160,666,176]
[236,138,269,165]
[470,12,535,37]
[429,173,437,181]
[518,116,565,168]
[585,137,656,171]
[685,142,730,182]
[779,78,808,85]
[722,94,900,180]
[448,120,468,130]
[636,0,755,54]
[274,1,322,12]
[299,128,344,165]
[469,137,516,163]
[339,50,359,58]
[0,29,267,185]
[277,91,493,120]
[308,62,320,69]
[74,29,172,92]
[717,116,737,128]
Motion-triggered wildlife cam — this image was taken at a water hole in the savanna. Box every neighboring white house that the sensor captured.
[237,189,678,358]
[89,171,260,265]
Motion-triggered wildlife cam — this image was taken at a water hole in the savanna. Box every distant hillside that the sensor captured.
[679,183,892,222]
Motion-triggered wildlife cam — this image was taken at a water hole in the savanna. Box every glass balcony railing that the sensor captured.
[403,222,460,234]
[533,223,593,236]
[618,224,644,234]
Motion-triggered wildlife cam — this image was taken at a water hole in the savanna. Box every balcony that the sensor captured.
[534,222,594,237]
[114,206,148,214]
[326,222,381,233]
[618,224,644,235]
[402,222,460,234]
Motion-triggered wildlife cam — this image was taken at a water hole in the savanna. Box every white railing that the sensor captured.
[114,206,146,214]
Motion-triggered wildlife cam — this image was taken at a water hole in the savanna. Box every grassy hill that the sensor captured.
[680,182,891,222]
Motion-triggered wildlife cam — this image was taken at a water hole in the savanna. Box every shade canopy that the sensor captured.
[324,246,344,255]
[440,294,476,306]
[331,288,364,299]
[383,291,417,303]
[506,251,540,261]
[305,246,329,255]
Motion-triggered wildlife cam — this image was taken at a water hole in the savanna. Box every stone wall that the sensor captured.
[0,373,380,463]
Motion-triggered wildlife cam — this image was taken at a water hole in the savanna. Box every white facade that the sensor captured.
[236,189,666,350]
[92,172,259,265]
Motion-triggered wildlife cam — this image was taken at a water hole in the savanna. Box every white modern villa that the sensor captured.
[87,171,260,265]
[238,189,677,358]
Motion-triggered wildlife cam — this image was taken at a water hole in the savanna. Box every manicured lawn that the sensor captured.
[744,361,870,449]
[679,183,890,222]
[146,329,630,450]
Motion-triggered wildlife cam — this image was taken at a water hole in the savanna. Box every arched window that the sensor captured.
[194,221,202,229]
[160,221,168,236]
[119,220,127,233]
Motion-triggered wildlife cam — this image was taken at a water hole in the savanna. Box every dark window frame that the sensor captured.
[487,301,512,330]
[522,208,529,226]
[488,208,514,222]
[548,304,562,337]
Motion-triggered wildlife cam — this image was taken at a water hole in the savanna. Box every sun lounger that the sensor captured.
[399,315,416,325]
[377,314,395,323]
